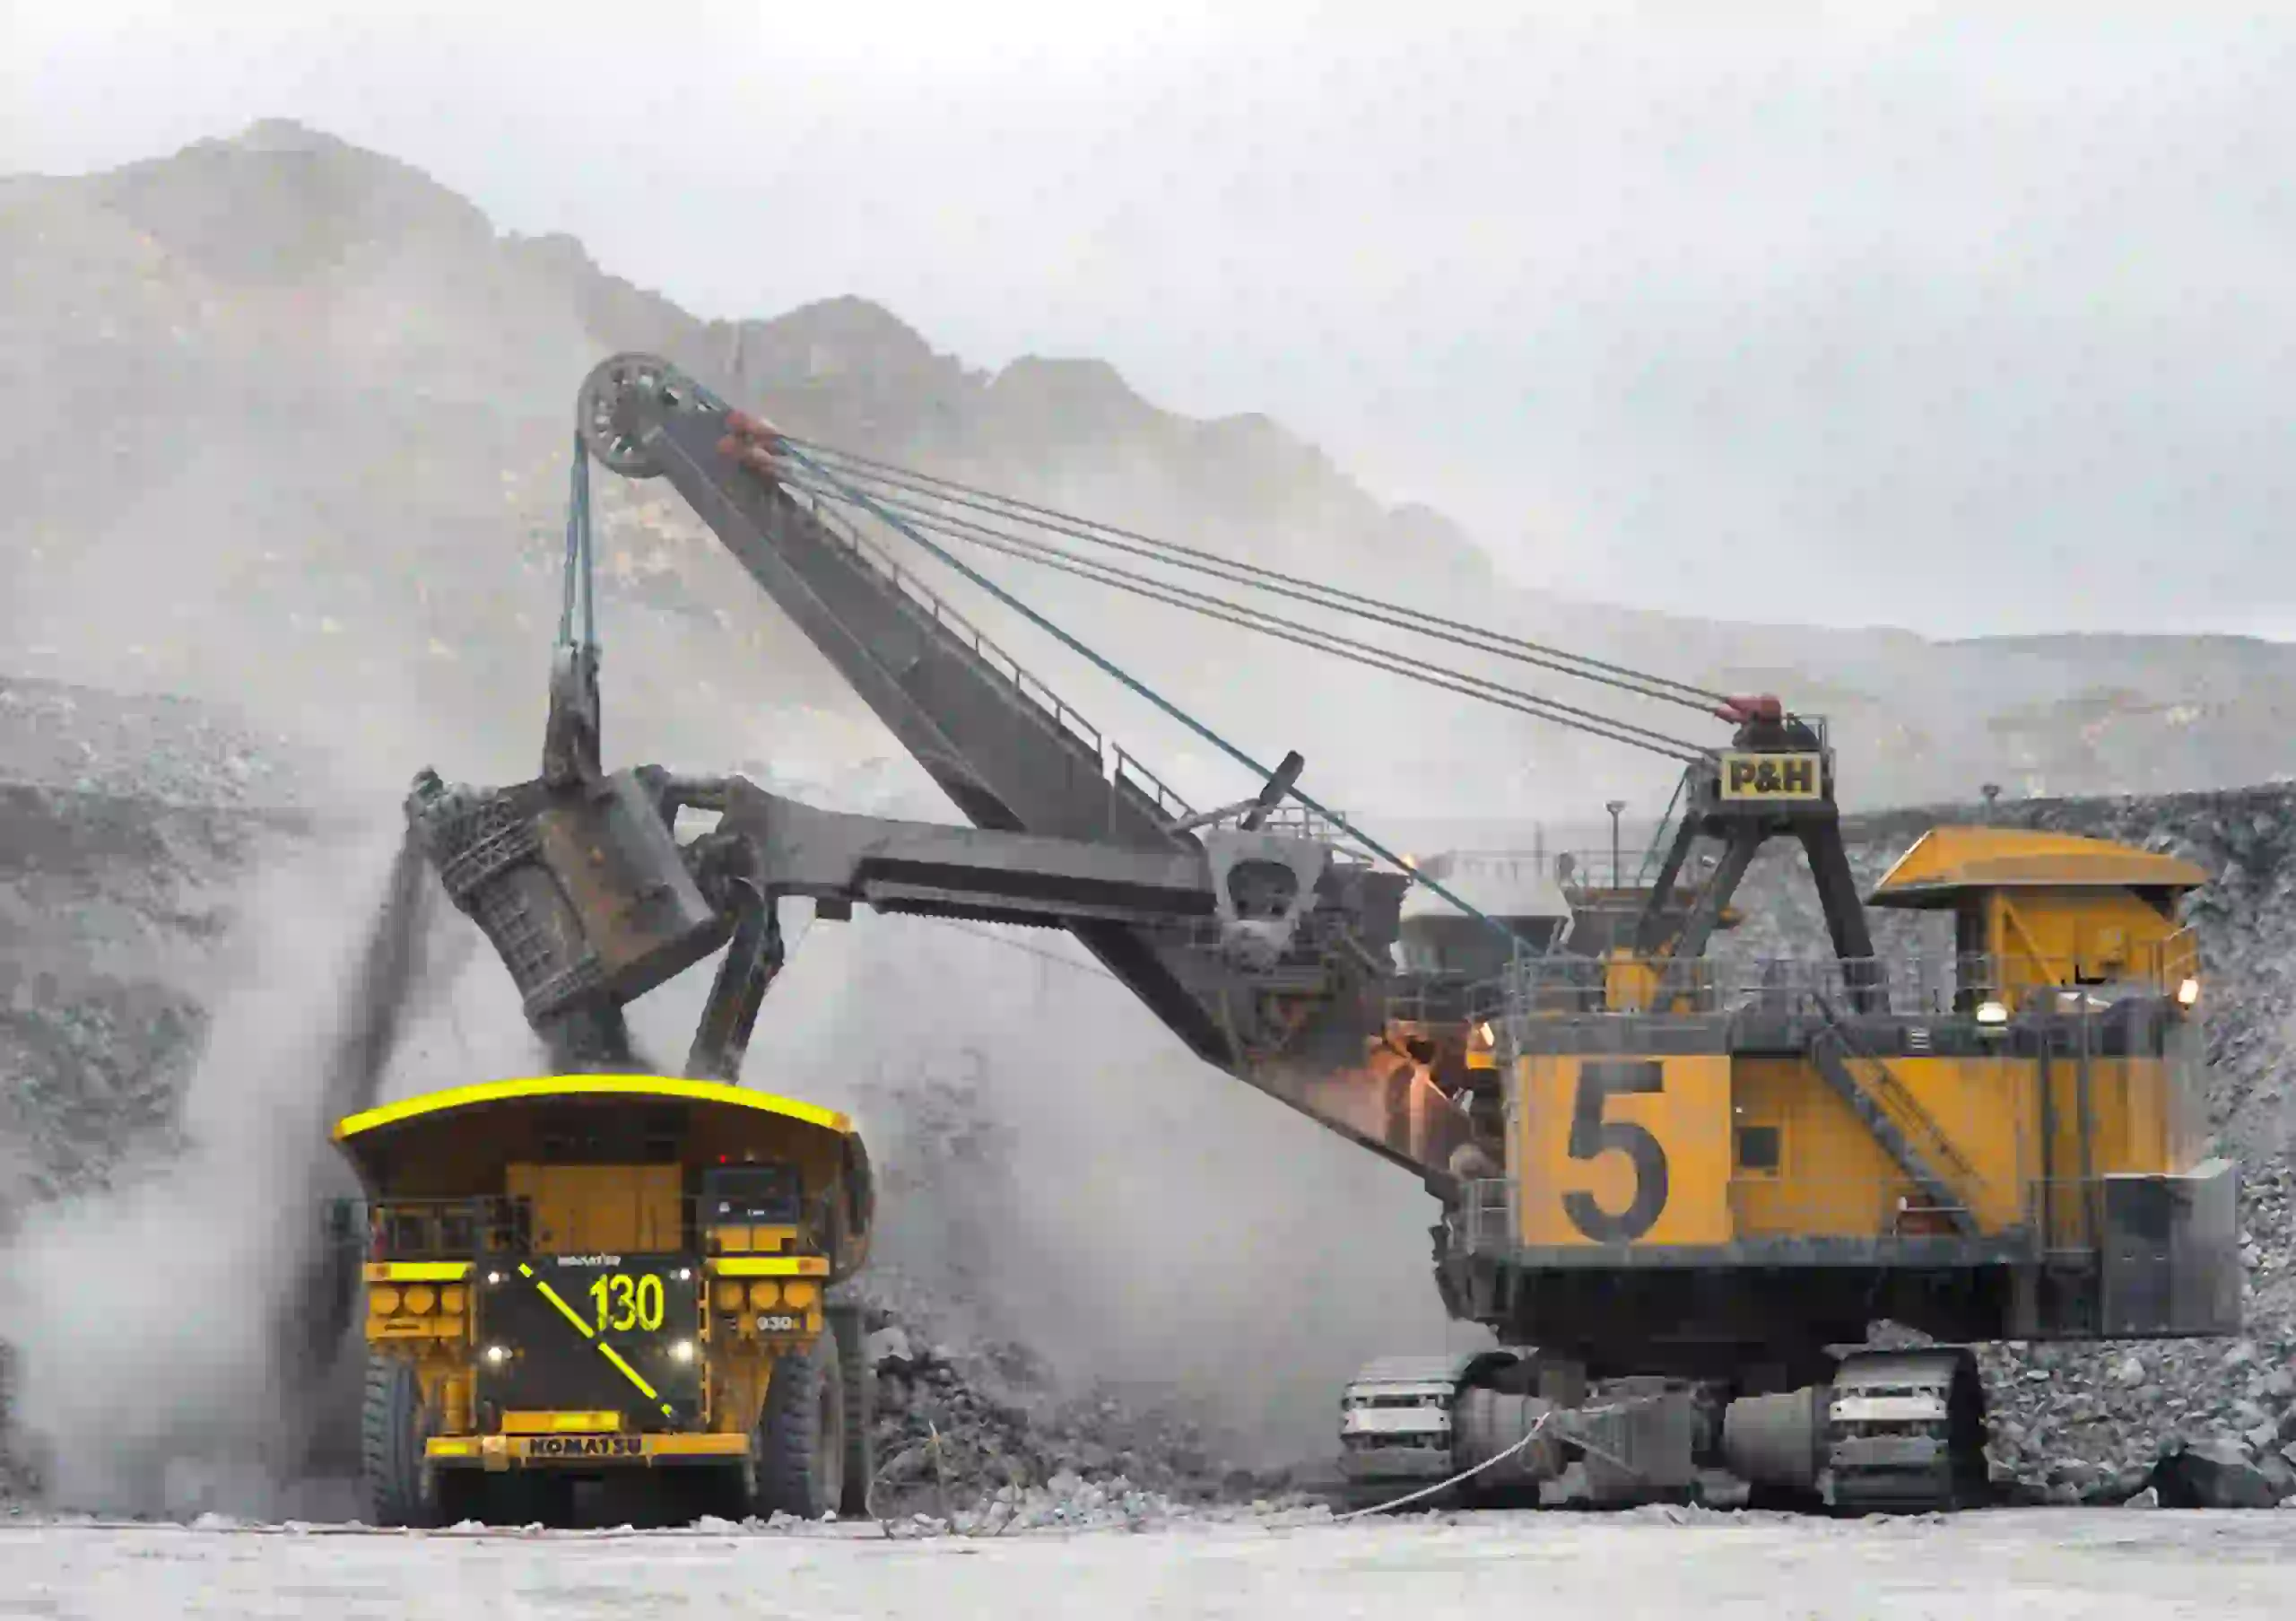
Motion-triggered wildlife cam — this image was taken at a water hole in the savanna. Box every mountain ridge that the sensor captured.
[4,117,2292,817]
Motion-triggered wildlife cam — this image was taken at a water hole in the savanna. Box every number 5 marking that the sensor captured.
[1561,1060,1669,1242]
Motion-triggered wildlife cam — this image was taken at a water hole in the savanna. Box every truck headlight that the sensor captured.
[483,1344,509,1365]
[670,1339,696,1364]
[1974,999,2009,1029]
[2176,977,2199,1008]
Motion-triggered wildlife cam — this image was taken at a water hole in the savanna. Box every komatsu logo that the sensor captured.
[529,1435,642,1459]
[1720,752,1822,801]
[555,1254,623,1269]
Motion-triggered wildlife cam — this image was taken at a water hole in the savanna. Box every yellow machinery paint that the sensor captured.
[1502,826,2216,1267]
[329,1074,874,1527]
[1351,745,2239,1513]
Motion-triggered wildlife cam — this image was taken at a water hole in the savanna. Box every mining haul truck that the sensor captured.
[395,350,2238,1517]
[334,1075,874,1526]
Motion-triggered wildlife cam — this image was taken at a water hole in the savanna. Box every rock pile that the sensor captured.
[848,1293,1294,1523]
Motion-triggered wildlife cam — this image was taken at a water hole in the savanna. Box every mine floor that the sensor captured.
[2,1507,2290,1618]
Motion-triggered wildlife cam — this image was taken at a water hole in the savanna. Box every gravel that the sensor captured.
[844,1285,1302,1527]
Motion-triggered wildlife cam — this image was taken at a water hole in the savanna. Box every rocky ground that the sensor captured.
[848,1301,1299,1529]
[0,680,320,1219]
[0,679,316,810]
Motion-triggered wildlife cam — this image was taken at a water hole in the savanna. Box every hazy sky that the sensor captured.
[8,3,2294,638]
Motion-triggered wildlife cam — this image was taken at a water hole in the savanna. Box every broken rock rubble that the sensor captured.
[852,1307,1312,1524]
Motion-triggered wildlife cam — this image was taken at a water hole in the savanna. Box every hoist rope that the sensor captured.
[559,431,596,654]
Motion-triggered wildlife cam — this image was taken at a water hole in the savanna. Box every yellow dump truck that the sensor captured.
[330,1074,874,1526]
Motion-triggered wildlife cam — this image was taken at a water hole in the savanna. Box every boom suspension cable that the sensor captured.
[780,433,1731,715]
[782,469,1706,763]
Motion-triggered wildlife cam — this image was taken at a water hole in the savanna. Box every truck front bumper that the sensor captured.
[427,1433,749,1470]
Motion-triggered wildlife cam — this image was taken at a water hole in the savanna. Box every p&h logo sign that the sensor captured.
[1718,751,1824,801]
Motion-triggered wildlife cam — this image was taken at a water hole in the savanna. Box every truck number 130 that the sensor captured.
[588,1272,665,1334]
[1561,1060,1670,1242]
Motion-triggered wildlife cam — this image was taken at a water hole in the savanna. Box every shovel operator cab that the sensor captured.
[331,1075,875,1527]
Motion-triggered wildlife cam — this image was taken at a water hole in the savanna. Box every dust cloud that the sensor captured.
[0,817,509,1517]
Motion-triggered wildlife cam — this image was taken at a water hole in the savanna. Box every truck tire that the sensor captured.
[361,1355,436,1528]
[828,1306,874,1518]
[752,1335,846,1520]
